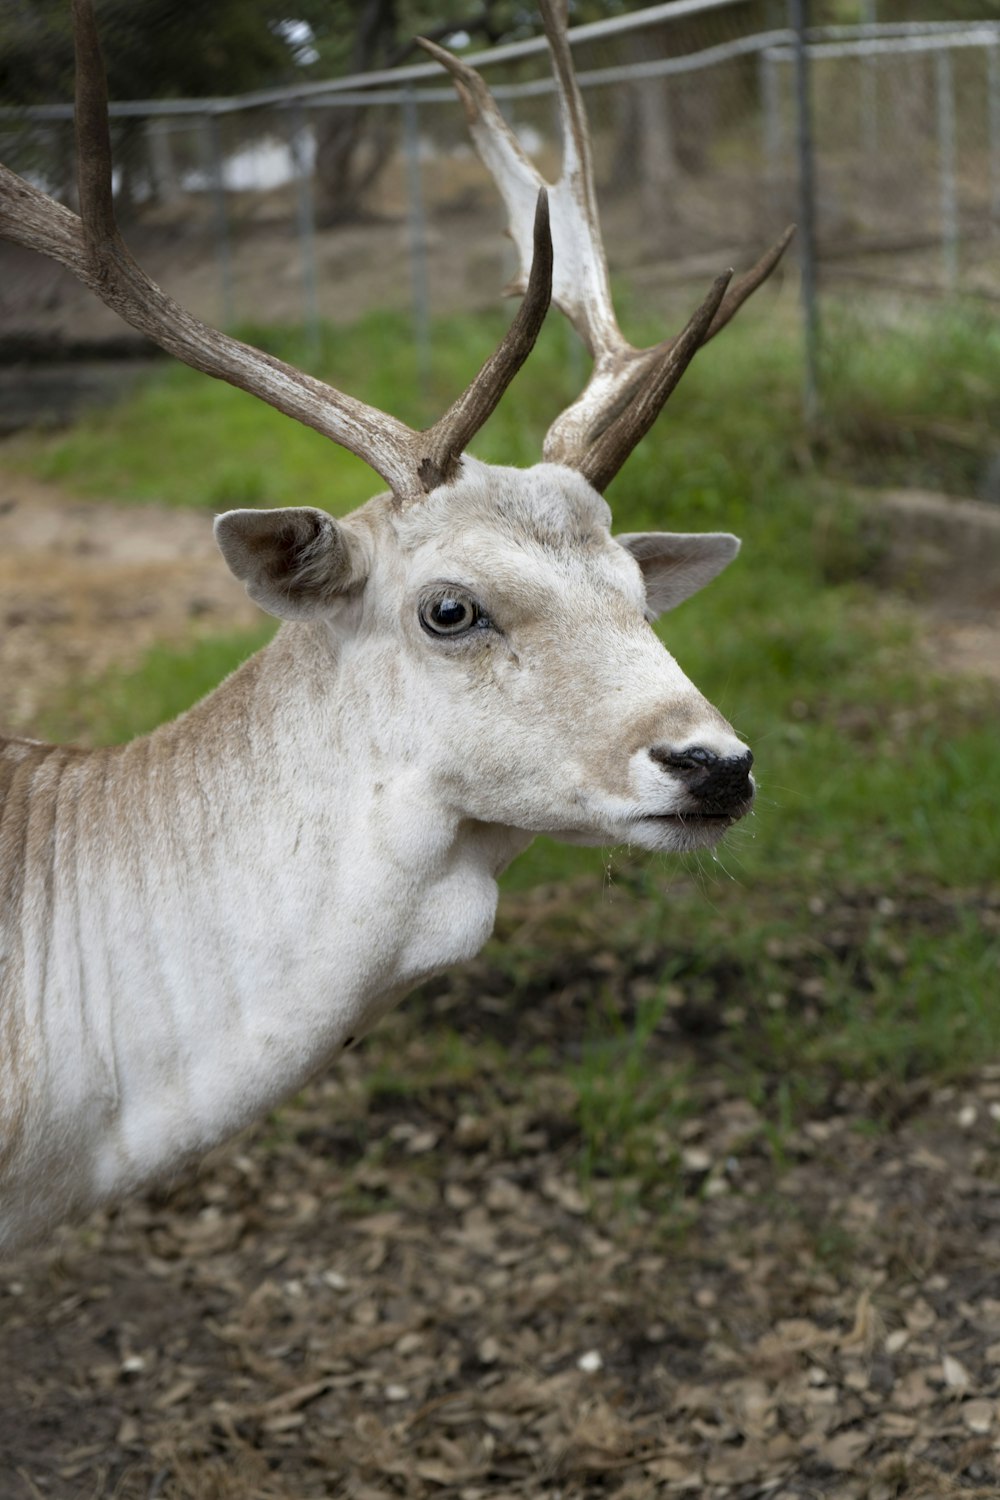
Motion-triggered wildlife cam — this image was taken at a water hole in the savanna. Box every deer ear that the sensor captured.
[616,531,741,619]
[214,507,369,620]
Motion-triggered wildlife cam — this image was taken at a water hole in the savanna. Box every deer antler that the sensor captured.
[0,0,553,507]
[420,0,795,492]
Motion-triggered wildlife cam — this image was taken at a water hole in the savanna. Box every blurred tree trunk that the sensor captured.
[315,105,396,225]
[610,31,678,239]
[313,0,505,226]
[636,69,677,234]
[315,0,396,225]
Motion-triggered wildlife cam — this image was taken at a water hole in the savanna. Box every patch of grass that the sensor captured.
[365,1026,503,1104]
[819,297,1000,492]
[788,916,1000,1087]
[572,983,693,1201]
[14,294,992,510]
[605,882,1000,1116]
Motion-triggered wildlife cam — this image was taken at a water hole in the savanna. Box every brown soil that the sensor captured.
[1,884,1000,1500]
[871,491,1000,687]
[0,187,513,349]
[0,172,788,359]
[0,471,262,736]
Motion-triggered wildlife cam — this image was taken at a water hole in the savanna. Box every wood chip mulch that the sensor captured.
[2,884,999,1500]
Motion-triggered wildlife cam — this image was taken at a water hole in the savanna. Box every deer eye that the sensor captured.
[419,590,484,637]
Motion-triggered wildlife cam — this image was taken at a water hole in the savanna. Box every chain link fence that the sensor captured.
[1,1,998,436]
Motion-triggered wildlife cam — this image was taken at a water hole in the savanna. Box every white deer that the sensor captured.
[0,0,791,1251]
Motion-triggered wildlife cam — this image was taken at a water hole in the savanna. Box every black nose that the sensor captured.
[649,743,754,814]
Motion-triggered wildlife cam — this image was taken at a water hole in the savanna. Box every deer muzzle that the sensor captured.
[648,744,755,819]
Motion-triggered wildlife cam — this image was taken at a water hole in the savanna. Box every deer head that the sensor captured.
[0,0,794,855]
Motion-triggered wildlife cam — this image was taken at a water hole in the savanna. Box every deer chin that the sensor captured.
[548,807,743,853]
[628,810,743,853]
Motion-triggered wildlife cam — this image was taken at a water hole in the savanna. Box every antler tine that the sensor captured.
[701,223,797,344]
[579,271,730,495]
[425,2,795,491]
[416,190,553,494]
[545,221,796,477]
[532,0,625,362]
[418,14,621,360]
[0,0,555,506]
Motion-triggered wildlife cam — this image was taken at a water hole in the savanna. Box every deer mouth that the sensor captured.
[648,809,745,828]
[629,807,749,851]
[650,813,736,837]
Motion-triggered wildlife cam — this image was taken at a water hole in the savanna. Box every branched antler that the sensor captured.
[0,0,553,506]
[420,0,795,491]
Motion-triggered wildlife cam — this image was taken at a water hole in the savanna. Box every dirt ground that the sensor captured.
[1,879,1000,1500]
[0,470,263,734]
[0,169,779,355]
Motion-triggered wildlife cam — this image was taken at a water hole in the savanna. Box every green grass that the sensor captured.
[571,983,694,1196]
[819,300,1000,492]
[12,296,1000,1195]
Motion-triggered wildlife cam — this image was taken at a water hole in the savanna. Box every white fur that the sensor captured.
[0,462,750,1249]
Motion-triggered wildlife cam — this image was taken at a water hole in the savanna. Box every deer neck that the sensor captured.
[4,624,526,1239]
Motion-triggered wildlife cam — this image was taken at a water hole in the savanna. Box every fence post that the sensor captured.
[760,49,782,210]
[291,103,320,358]
[789,0,821,423]
[401,86,431,395]
[935,48,958,292]
[146,118,180,207]
[989,39,1000,239]
[201,114,234,328]
[860,0,878,158]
